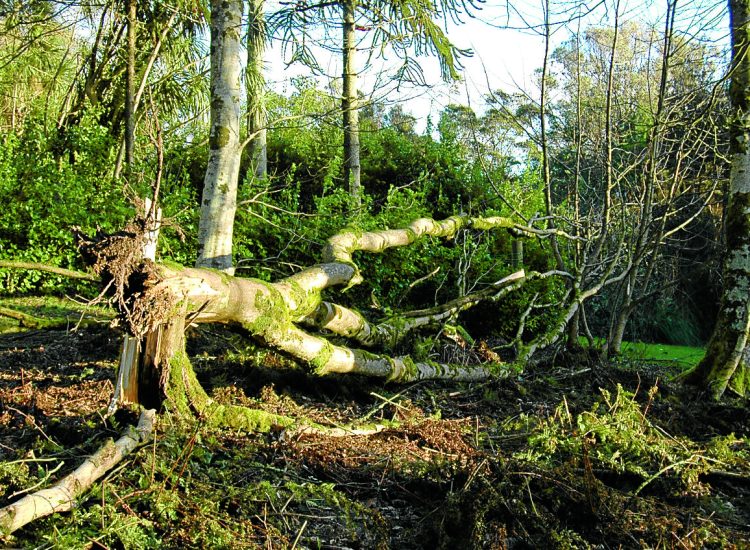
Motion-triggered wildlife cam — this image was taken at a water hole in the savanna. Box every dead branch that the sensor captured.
[0,409,156,536]
[0,260,98,282]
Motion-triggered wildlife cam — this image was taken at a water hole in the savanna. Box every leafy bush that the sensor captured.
[0,113,203,295]
[0,117,132,293]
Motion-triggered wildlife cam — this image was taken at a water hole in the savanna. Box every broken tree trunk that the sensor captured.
[109,199,162,411]
[84,215,532,430]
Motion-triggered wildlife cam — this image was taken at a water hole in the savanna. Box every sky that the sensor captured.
[262,2,550,132]
[260,0,729,133]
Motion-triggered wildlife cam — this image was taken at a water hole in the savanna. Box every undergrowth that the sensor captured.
[516,384,750,497]
[1,326,748,549]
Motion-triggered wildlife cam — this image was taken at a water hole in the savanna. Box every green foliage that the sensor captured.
[0,460,31,497]
[0,5,79,131]
[0,117,131,293]
[518,384,749,496]
[0,111,203,294]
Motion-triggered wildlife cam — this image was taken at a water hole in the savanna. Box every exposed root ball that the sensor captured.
[76,223,175,336]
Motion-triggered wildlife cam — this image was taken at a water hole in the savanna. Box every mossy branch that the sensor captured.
[0,260,98,281]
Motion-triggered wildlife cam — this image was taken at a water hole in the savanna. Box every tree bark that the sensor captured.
[342,0,361,206]
[608,305,630,356]
[246,0,267,180]
[197,0,244,272]
[682,0,750,398]
[0,410,156,535]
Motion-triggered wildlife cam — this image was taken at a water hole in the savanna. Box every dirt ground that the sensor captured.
[1,314,749,549]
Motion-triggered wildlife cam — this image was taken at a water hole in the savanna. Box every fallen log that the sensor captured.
[0,409,156,535]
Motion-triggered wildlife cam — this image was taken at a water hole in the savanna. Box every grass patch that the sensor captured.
[618,341,704,370]
[582,338,705,371]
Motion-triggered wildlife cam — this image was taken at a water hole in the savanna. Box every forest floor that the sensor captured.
[1,298,750,549]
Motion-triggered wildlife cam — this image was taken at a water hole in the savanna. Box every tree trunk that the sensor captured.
[83,214,532,430]
[567,309,580,348]
[342,0,361,205]
[0,410,156,535]
[682,0,750,398]
[608,306,629,356]
[197,0,244,272]
[124,0,136,171]
[246,0,267,180]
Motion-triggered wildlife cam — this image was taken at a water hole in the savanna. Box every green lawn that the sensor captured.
[582,338,705,371]
[617,341,705,370]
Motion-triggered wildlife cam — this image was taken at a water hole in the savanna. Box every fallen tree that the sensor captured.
[75,214,560,431]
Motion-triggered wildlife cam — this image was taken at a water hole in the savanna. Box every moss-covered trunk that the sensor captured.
[84,214,548,429]
[682,0,750,398]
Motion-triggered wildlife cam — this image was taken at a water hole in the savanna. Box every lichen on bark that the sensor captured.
[680,0,750,399]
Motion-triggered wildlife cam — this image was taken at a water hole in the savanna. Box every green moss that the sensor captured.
[159,259,186,272]
[165,349,202,419]
[400,355,418,380]
[165,347,297,433]
[310,340,335,375]
[207,403,295,432]
[248,284,288,335]
[380,315,409,347]
[728,362,750,396]
[286,279,321,316]
[212,126,231,149]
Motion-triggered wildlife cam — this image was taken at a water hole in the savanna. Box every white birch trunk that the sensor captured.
[197,0,244,273]
[342,0,361,205]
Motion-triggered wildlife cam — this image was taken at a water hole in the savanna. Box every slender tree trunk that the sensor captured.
[246,0,267,180]
[539,0,564,271]
[608,306,630,355]
[124,0,136,171]
[682,0,750,398]
[197,0,244,273]
[114,11,178,180]
[342,0,361,205]
[567,309,580,347]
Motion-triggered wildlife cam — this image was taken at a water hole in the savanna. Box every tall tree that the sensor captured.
[196,0,244,272]
[271,0,471,204]
[683,0,750,398]
[246,0,267,180]
[342,0,360,202]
